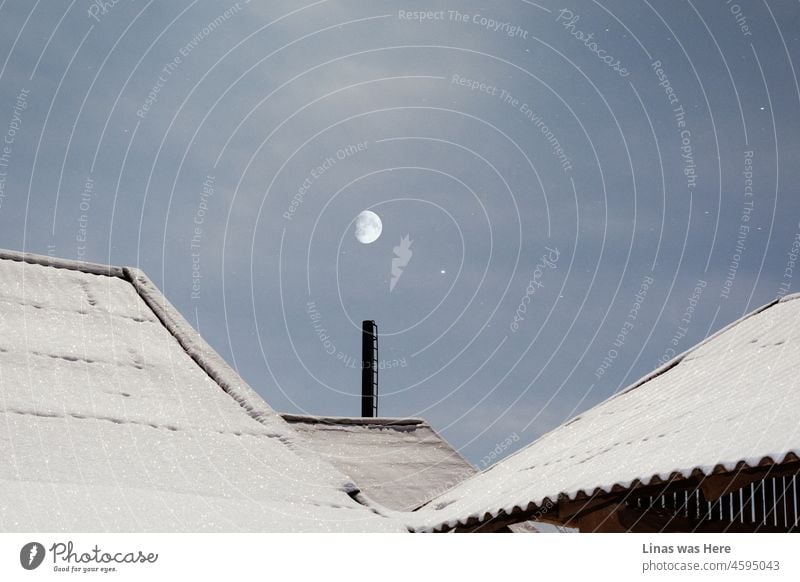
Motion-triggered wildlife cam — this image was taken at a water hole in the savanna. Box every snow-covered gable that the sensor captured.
[409,294,800,531]
[282,415,475,511]
[0,250,405,532]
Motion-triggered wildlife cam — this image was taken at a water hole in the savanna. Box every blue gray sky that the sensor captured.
[1,1,798,465]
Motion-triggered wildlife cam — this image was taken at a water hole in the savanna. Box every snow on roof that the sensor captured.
[408,294,800,532]
[281,414,475,511]
[0,250,405,532]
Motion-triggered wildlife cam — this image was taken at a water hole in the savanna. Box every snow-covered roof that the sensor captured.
[0,250,405,532]
[409,294,800,532]
[281,414,475,511]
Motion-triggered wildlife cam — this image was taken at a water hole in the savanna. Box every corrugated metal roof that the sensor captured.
[282,414,476,511]
[0,250,405,532]
[409,294,800,532]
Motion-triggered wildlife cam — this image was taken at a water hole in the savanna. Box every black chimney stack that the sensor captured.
[361,320,378,417]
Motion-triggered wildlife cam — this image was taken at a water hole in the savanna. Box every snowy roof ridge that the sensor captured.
[611,295,790,400]
[478,293,798,475]
[0,248,124,277]
[281,414,425,427]
[0,249,284,433]
[124,267,282,429]
[409,294,800,531]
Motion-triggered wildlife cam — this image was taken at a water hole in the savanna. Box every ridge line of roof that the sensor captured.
[0,248,278,427]
[122,267,369,494]
[612,294,790,400]
[0,248,124,277]
[122,266,281,427]
[779,291,800,303]
[281,413,425,426]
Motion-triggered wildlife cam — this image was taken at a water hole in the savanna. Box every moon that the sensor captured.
[354,210,382,244]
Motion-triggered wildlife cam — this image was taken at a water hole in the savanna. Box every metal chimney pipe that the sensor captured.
[361,320,378,417]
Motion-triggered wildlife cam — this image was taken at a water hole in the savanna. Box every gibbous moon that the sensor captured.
[354,210,382,244]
